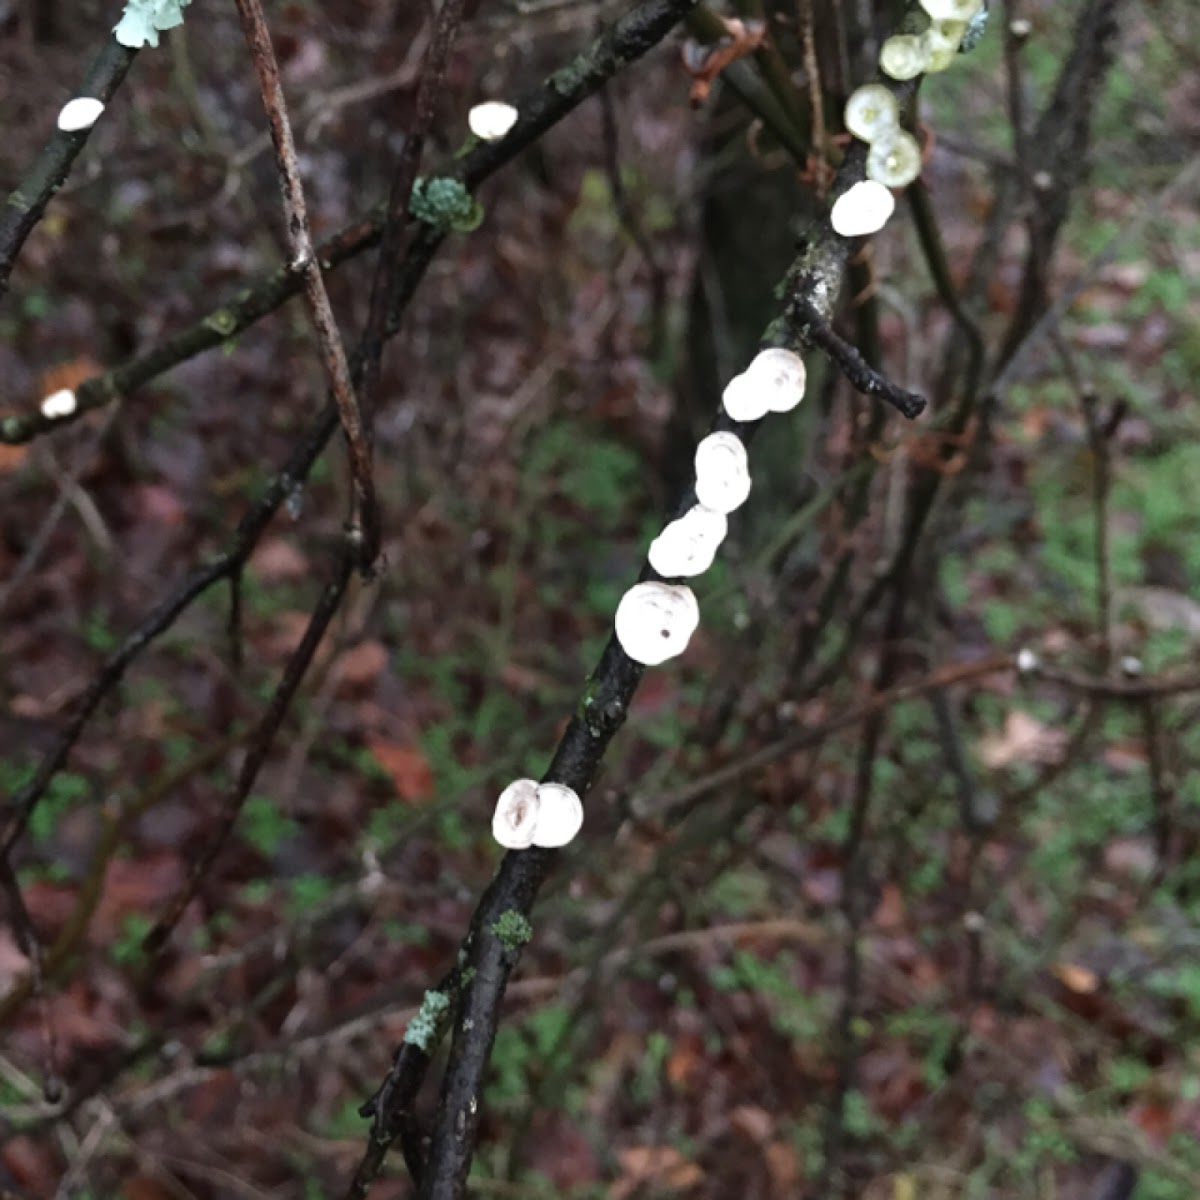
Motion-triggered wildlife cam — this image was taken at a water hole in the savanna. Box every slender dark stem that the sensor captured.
[789,296,927,419]
[0,38,138,295]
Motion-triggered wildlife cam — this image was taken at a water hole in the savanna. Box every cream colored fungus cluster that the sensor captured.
[493,348,808,849]
[832,0,985,239]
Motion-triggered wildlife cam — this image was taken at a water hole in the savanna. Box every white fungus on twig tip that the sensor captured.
[57,98,105,133]
[615,581,700,666]
[694,431,751,514]
[468,101,519,142]
[843,84,899,144]
[40,389,77,419]
[1015,647,1039,674]
[492,778,540,849]
[648,504,728,578]
[531,783,584,847]
[1120,655,1144,678]
[830,180,895,238]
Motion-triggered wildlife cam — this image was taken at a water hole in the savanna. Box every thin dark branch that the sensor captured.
[0,38,138,295]
[0,0,696,861]
[352,0,469,566]
[143,554,354,954]
[788,296,927,419]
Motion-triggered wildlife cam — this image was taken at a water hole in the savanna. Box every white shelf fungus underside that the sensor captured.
[468,101,519,142]
[649,505,728,578]
[530,783,583,848]
[830,180,895,238]
[40,389,77,419]
[694,431,751,514]
[615,581,700,666]
[492,779,585,849]
[57,98,105,133]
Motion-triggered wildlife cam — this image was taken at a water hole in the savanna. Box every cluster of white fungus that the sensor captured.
[835,0,984,239]
[495,353,812,848]
[492,779,584,850]
[878,0,983,84]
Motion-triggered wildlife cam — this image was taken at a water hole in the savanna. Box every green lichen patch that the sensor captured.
[491,910,532,951]
[403,988,451,1050]
[409,177,484,234]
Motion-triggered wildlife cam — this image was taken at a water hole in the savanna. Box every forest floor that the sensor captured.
[3,1,1200,1197]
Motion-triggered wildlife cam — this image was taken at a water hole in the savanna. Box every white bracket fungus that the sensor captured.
[746,348,807,414]
[920,0,982,20]
[694,431,751,514]
[492,778,585,849]
[468,101,519,142]
[648,504,728,578]
[923,20,967,71]
[843,84,899,143]
[830,180,895,238]
[57,98,105,133]
[40,389,77,419]
[866,129,922,189]
[722,348,807,422]
[615,581,700,666]
[492,778,540,849]
[879,34,930,81]
[721,372,771,423]
[530,783,583,848]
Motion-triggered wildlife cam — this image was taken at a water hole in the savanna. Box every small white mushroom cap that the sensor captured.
[721,372,771,423]
[694,431,751,514]
[57,98,105,133]
[531,782,584,847]
[1015,647,1040,675]
[830,180,896,238]
[468,101,519,142]
[492,778,540,849]
[40,389,77,419]
[922,20,966,71]
[615,581,700,666]
[879,34,930,81]
[866,129,922,189]
[920,0,982,20]
[649,504,728,578]
[746,347,807,413]
[843,84,899,144]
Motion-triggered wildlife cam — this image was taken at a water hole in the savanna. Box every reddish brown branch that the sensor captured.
[232,0,378,568]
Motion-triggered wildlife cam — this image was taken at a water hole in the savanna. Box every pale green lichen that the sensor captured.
[960,6,989,52]
[491,910,532,951]
[114,0,192,49]
[403,989,450,1050]
[204,309,238,337]
[409,177,484,234]
[2,416,22,441]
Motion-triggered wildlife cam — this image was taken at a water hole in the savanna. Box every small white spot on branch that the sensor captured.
[40,389,77,419]
[57,98,105,133]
